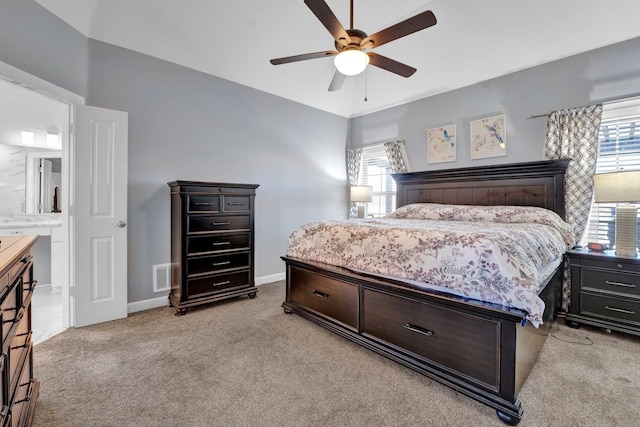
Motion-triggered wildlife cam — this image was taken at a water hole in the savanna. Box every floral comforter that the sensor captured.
[286,204,576,326]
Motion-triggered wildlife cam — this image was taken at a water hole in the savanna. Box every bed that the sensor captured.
[281,159,570,425]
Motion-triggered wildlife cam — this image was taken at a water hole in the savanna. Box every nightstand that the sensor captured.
[566,248,640,336]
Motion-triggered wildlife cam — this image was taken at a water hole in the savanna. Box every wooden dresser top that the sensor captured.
[0,235,38,275]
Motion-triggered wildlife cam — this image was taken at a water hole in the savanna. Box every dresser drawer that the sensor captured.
[289,267,358,329]
[580,268,640,297]
[187,233,250,255]
[188,215,250,233]
[188,195,220,213]
[8,313,30,395]
[580,292,640,325]
[187,252,250,276]
[223,196,251,212]
[363,288,500,389]
[187,270,251,298]
[9,348,31,427]
[0,286,20,349]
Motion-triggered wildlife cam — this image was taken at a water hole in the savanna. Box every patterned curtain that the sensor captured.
[384,139,410,173]
[545,103,603,311]
[346,148,362,217]
[346,148,362,185]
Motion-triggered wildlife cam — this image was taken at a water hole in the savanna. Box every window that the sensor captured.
[360,144,396,217]
[583,99,640,248]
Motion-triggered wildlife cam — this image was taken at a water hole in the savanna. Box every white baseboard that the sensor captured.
[255,272,285,286]
[128,295,168,313]
[127,271,286,314]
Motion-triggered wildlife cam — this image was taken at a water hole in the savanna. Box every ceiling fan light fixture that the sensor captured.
[334,49,369,76]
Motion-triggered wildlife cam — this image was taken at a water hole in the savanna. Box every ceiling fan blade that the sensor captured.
[368,53,416,78]
[361,10,436,49]
[304,0,351,46]
[328,71,346,92]
[270,51,338,65]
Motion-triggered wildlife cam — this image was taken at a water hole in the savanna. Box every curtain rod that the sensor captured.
[526,113,550,119]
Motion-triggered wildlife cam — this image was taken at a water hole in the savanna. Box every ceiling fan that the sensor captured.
[270,0,437,91]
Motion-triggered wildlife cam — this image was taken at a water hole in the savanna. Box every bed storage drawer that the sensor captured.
[362,288,501,389]
[289,267,358,329]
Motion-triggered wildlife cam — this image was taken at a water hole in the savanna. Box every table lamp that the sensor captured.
[350,185,373,218]
[593,170,640,256]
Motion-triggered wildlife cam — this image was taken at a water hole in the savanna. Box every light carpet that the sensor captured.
[33,281,640,426]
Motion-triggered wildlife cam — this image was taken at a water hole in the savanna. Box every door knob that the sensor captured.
[117,221,127,228]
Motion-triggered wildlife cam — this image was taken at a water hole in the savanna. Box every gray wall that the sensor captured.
[350,37,640,172]
[86,41,348,302]
[0,0,88,97]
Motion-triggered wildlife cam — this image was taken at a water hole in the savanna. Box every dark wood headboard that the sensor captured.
[392,159,570,219]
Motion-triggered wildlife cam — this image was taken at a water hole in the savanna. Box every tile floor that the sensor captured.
[32,285,66,344]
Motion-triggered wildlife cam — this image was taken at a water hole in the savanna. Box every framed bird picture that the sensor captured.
[470,114,507,160]
[427,124,456,164]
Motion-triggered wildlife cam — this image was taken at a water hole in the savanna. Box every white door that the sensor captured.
[73,105,128,327]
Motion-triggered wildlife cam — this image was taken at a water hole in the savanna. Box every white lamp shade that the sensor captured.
[334,50,369,76]
[593,170,640,203]
[350,185,373,203]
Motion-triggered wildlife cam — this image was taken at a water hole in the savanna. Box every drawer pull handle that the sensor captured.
[404,323,434,337]
[228,202,245,206]
[194,202,213,206]
[616,264,623,269]
[212,242,231,246]
[605,306,636,315]
[604,280,636,289]
[312,290,329,299]
[212,261,231,266]
[213,280,231,287]
[211,222,230,226]
[24,280,37,291]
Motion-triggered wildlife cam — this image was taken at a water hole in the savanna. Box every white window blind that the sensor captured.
[583,100,640,248]
[360,144,396,217]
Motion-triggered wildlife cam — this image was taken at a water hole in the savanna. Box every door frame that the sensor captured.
[0,60,84,327]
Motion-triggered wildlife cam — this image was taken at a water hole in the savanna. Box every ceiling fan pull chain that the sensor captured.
[364,68,368,102]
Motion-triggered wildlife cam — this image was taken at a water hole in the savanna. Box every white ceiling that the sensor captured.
[30,0,640,117]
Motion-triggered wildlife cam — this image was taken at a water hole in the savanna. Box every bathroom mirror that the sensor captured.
[0,143,62,214]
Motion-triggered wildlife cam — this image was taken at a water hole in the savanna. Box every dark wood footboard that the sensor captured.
[282,256,562,425]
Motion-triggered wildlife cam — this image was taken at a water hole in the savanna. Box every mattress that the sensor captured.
[286,204,576,326]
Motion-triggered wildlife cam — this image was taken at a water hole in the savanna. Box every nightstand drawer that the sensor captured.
[581,292,640,325]
[580,269,640,297]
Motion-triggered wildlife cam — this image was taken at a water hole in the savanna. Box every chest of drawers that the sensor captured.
[168,181,259,315]
[566,249,640,336]
[0,235,39,427]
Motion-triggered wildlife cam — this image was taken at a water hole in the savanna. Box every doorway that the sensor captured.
[0,62,80,336]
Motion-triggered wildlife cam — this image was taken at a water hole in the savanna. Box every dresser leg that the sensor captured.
[174,308,188,316]
[283,308,292,314]
[496,410,520,426]
[248,292,257,299]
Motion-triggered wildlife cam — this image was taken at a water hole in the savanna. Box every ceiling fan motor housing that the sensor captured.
[336,29,367,52]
